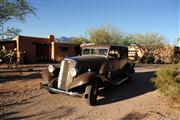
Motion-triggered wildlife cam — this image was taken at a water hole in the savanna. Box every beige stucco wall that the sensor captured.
[14,35,54,63]
[52,43,79,62]
[12,35,80,63]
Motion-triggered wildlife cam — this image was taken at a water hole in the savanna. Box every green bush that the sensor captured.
[152,64,180,99]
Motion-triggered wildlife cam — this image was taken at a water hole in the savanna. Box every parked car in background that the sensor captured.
[41,44,135,105]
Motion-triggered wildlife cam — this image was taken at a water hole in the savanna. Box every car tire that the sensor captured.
[48,78,58,94]
[84,82,98,106]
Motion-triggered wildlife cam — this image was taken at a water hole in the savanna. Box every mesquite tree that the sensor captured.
[0,0,36,39]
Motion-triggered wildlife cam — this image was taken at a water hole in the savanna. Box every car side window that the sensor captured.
[120,48,128,58]
[83,49,90,55]
[108,49,120,59]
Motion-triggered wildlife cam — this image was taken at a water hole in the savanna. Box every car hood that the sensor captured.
[66,55,107,64]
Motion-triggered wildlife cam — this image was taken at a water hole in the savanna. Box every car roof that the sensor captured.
[81,44,128,50]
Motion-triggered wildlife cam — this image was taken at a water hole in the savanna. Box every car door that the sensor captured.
[107,48,121,80]
[108,47,128,80]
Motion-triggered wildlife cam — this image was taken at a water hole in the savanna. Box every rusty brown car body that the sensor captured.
[41,44,135,105]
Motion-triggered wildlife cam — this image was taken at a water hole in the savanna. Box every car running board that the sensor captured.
[110,77,128,86]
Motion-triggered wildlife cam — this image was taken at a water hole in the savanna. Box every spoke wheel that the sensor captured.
[85,82,98,106]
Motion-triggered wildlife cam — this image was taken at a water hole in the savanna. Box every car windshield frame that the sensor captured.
[82,48,109,57]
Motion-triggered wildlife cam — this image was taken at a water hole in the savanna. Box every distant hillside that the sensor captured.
[0,38,12,41]
[55,36,75,43]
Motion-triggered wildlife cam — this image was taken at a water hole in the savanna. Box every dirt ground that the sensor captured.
[0,64,180,120]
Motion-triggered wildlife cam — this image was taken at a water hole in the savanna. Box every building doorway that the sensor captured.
[36,43,51,62]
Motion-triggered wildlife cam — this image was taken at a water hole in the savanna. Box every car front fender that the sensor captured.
[67,72,98,89]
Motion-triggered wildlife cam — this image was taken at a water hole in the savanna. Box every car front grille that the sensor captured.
[58,59,76,90]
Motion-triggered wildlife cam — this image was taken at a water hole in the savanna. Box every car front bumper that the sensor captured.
[40,83,83,98]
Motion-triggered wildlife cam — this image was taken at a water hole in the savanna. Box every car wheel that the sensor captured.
[84,82,98,106]
[48,78,58,94]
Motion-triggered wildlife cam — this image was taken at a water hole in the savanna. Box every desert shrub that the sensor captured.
[172,54,180,64]
[152,64,180,99]
[0,46,16,64]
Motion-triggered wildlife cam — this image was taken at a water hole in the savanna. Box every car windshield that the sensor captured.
[82,48,108,56]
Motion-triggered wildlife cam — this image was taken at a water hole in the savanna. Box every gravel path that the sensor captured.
[0,64,180,120]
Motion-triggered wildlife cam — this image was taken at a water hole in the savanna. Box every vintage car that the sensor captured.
[41,44,135,105]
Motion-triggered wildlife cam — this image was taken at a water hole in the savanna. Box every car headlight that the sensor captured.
[70,68,77,77]
[48,65,55,73]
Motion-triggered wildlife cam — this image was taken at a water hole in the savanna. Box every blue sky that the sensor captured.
[6,0,180,45]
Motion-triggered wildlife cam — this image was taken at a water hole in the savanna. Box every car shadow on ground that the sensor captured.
[0,105,75,120]
[96,71,156,106]
[0,72,42,83]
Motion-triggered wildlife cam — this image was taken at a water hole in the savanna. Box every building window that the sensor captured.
[59,47,70,52]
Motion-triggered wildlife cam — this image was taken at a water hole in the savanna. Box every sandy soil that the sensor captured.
[0,64,180,120]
